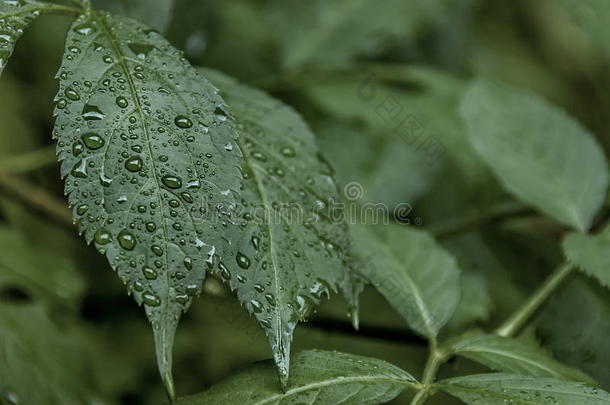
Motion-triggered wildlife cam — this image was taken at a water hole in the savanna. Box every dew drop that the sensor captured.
[162,175,182,189]
[128,43,154,59]
[142,293,161,307]
[280,146,295,157]
[94,229,112,245]
[125,156,143,172]
[64,87,80,101]
[142,266,158,280]
[81,132,105,149]
[115,96,129,108]
[118,230,136,250]
[82,104,105,120]
[174,115,193,128]
[236,252,251,269]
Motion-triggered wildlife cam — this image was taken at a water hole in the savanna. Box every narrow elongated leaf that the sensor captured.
[563,227,610,288]
[53,11,241,394]
[176,350,418,405]
[460,79,608,231]
[440,373,610,405]
[0,0,44,75]
[351,223,461,338]
[202,68,350,384]
[451,335,594,383]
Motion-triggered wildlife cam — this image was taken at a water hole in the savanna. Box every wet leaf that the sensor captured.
[176,350,418,405]
[440,373,610,405]
[202,68,351,385]
[53,11,241,395]
[0,0,44,76]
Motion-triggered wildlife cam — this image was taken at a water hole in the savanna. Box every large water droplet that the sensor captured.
[94,229,112,245]
[162,175,182,189]
[116,96,129,108]
[128,43,154,59]
[142,292,161,306]
[118,230,136,250]
[125,156,143,172]
[82,104,105,120]
[236,252,251,269]
[142,266,158,280]
[71,159,88,178]
[174,115,193,128]
[81,132,105,149]
[64,87,80,101]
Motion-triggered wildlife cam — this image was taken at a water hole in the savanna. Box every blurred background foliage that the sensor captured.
[0,0,609,404]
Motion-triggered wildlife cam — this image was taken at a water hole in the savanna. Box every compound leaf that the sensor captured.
[53,11,241,395]
[440,373,610,405]
[176,350,418,405]
[202,68,351,385]
[563,227,610,289]
[351,223,461,338]
[451,334,595,383]
[0,0,45,76]
[460,79,608,232]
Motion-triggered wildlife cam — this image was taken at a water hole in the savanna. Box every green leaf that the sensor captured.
[451,334,594,383]
[202,68,351,385]
[91,0,174,32]
[563,227,610,288]
[0,302,100,405]
[444,273,491,332]
[440,373,610,405]
[176,350,418,405]
[460,79,609,231]
[269,0,459,67]
[0,0,45,76]
[0,226,84,309]
[53,11,242,395]
[560,0,610,57]
[351,223,461,338]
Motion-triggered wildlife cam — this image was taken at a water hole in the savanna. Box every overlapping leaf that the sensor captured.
[91,0,174,32]
[0,0,44,75]
[563,226,610,288]
[0,303,100,405]
[350,223,461,338]
[203,68,351,385]
[460,79,608,231]
[176,350,418,405]
[451,335,594,383]
[53,11,241,394]
[440,373,610,405]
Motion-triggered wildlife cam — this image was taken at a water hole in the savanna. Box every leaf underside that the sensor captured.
[350,223,461,338]
[53,10,241,392]
[0,0,44,76]
[203,68,351,384]
[176,350,417,405]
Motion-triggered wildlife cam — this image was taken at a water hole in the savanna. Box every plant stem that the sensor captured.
[0,172,73,226]
[410,339,445,405]
[39,4,83,17]
[495,263,574,337]
[0,146,57,174]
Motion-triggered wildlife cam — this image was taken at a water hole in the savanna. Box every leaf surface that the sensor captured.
[203,68,351,384]
[460,79,608,231]
[563,227,610,288]
[176,350,418,405]
[53,11,241,393]
[91,0,174,32]
[351,223,461,338]
[451,334,594,383]
[0,0,44,75]
[440,373,610,405]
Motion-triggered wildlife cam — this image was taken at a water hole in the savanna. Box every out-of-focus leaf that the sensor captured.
[537,278,610,389]
[351,223,461,338]
[0,0,44,76]
[269,0,461,68]
[0,303,100,405]
[440,373,610,405]
[202,68,351,385]
[176,350,418,405]
[444,273,490,332]
[91,0,174,32]
[451,334,595,383]
[0,226,84,308]
[560,0,610,57]
[53,11,242,393]
[460,79,608,231]
[563,227,610,288]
